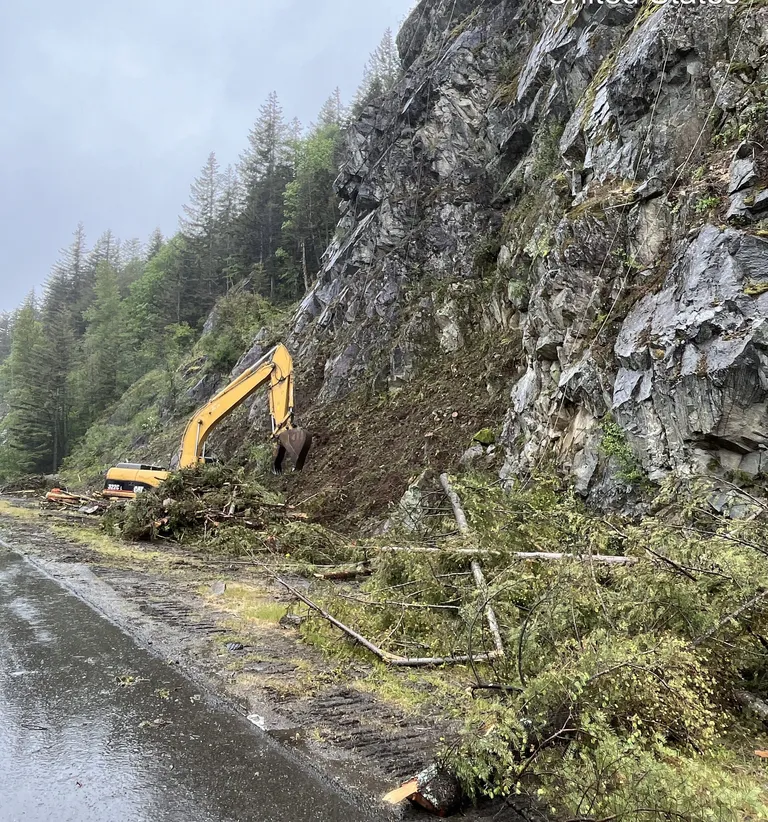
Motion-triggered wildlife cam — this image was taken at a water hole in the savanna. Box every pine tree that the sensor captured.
[0,296,50,475]
[125,236,188,375]
[283,112,344,294]
[0,313,12,363]
[353,28,401,115]
[71,229,118,334]
[71,262,128,430]
[180,151,222,303]
[87,230,118,270]
[119,237,144,293]
[217,165,244,290]
[51,223,88,335]
[239,92,289,185]
[146,228,165,261]
[237,93,294,301]
[288,117,304,144]
[316,87,347,128]
[36,274,76,471]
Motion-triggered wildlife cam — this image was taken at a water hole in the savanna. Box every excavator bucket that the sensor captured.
[273,428,312,474]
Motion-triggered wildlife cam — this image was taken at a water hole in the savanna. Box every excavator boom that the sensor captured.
[103,343,311,498]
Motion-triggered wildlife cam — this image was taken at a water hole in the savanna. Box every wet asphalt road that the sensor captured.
[0,548,374,822]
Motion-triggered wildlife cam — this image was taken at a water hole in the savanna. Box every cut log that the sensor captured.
[383,764,462,817]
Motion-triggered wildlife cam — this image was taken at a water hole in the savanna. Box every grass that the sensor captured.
[48,521,170,564]
[0,499,41,520]
[353,662,468,718]
[202,580,287,624]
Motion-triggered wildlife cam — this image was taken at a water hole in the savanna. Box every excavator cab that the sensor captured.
[273,428,312,474]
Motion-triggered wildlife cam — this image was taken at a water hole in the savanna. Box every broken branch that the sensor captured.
[439,473,470,534]
[471,561,504,656]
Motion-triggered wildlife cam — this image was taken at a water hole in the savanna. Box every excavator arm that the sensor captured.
[178,343,311,473]
[103,343,311,499]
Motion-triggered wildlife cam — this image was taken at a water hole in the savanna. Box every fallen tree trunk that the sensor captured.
[265,563,502,667]
[313,563,372,581]
[253,559,504,667]
[691,589,768,648]
[379,546,637,564]
[440,474,505,661]
[735,689,768,721]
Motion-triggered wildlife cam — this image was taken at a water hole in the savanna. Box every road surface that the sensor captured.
[0,547,379,822]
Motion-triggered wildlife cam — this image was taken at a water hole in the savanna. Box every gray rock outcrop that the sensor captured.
[287,0,768,498]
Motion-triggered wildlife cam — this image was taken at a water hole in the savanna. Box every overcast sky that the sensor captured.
[0,0,414,313]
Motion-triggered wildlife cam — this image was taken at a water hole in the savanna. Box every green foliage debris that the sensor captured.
[301,473,768,820]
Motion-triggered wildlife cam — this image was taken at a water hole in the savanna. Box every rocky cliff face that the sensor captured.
[287,0,768,504]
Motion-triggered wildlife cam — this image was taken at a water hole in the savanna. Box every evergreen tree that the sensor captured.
[71,262,128,430]
[118,237,145,294]
[353,28,401,115]
[316,87,347,128]
[180,151,222,304]
[217,165,244,290]
[125,236,189,364]
[0,313,12,363]
[36,268,77,469]
[0,297,50,474]
[237,92,294,301]
[51,223,88,335]
[146,227,165,261]
[288,117,304,143]
[71,229,118,334]
[283,114,344,294]
[239,92,289,185]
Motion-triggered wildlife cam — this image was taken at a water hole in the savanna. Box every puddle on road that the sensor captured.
[0,549,380,822]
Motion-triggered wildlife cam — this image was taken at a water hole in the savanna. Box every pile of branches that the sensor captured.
[110,464,355,563]
[1,474,58,494]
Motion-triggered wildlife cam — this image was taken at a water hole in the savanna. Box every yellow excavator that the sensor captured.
[103,343,312,499]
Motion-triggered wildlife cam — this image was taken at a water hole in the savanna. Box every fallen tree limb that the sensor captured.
[380,546,501,555]
[379,546,638,564]
[313,563,372,581]
[471,561,505,655]
[439,473,470,534]
[337,592,460,611]
[196,508,308,523]
[690,589,768,648]
[252,560,504,667]
[440,474,506,661]
[470,683,523,696]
